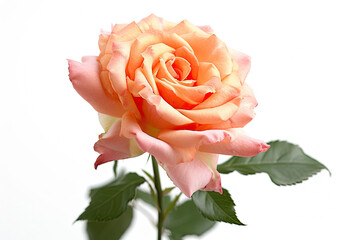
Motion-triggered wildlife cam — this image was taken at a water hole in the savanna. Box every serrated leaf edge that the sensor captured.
[77,176,145,222]
[192,190,244,226]
[206,192,242,225]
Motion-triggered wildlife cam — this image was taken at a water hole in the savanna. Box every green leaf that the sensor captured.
[135,189,156,207]
[163,187,176,195]
[168,235,182,240]
[164,193,182,220]
[217,140,329,185]
[191,188,243,225]
[77,172,145,222]
[86,206,133,240]
[142,169,154,183]
[89,170,126,198]
[165,200,216,239]
[135,189,172,210]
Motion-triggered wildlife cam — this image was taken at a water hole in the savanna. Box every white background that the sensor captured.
[1,0,359,239]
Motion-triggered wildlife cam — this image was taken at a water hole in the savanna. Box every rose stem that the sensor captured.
[112,160,118,177]
[151,155,163,240]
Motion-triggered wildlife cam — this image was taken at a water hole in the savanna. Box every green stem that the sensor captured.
[163,192,182,222]
[113,160,118,177]
[151,156,163,240]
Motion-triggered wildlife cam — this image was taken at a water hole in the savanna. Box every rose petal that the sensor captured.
[174,46,199,79]
[156,58,178,81]
[98,113,120,132]
[193,71,243,110]
[168,20,211,37]
[158,129,233,148]
[199,128,270,157]
[196,62,222,91]
[181,33,233,79]
[137,14,176,32]
[172,57,191,80]
[107,43,141,118]
[98,34,109,58]
[196,84,257,129]
[198,152,222,194]
[67,56,125,117]
[156,78,195,109]
[132,70,194,127]
[178,97,241,124]
[107,42,132,94]
[120,112,195,165]
[110,24,126,34]
[156,58,195,87]
[225,84,257,127]
[156,77,215,105]
[94,119,143,169]
[127,68,154,98]
[230,49,251,85]
[198,25,213,33]
[127,31,192,79]
[164,151,221,197]
[193,85,240,110]
[120,113,223,197]
[141,43,175,94]
[104,22,142,55]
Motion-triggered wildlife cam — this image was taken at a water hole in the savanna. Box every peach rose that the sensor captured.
[68,14,269,197]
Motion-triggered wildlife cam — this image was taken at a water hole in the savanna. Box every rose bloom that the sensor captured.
[68,14,269,197]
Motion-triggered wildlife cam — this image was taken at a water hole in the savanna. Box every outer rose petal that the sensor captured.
[67,56,125,117]
[168,20,211,37]
[103,22,143,55]
[158,129,233,148]
[199,128,270,157]
[107,42,132,95]
[198,25,213,33]
[164,151,221,198]
[120,110,223,197]
[120,112,196,165]
[199,152,222,194]
[225,84,257,127]
[137,14,176,32]
[94,119,143,169]
[98,113,119,132]
[230,49,251,85]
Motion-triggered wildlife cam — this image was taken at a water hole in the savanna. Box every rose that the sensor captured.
[68,14,269,197]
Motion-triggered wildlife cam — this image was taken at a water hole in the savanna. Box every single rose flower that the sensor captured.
[68,14,269,197]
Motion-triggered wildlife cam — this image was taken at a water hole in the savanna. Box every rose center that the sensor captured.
[161,56,191,82]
